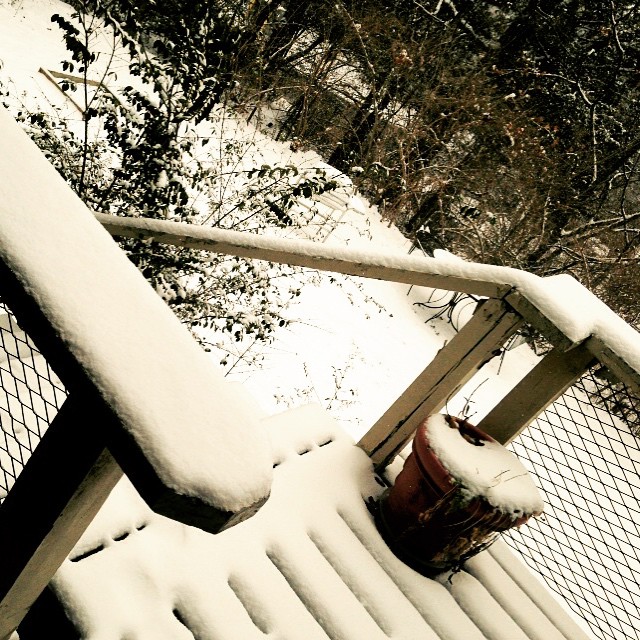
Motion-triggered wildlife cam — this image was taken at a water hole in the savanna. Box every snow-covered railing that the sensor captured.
[0,108,273,639]
[96,212,640,466]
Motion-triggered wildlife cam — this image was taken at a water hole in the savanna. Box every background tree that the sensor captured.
[12,0,640,328]
[6,1,338,353]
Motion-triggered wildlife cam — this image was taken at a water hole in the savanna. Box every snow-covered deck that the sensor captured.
[3,59,637,639]
[23,404,590,640]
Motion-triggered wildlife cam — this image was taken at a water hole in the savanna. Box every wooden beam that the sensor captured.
[0,394,122,639]
[96,213,514,298]
[44,68,103,87]
[503,290,575,349]
[585,336,640,396]
[476,342,597,446]
[359,298,524,470]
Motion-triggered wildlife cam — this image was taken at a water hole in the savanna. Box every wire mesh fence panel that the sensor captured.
[0,300,67,501]
[505,367,640,640]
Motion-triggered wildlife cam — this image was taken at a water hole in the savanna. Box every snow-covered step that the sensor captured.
[27,404,592,640]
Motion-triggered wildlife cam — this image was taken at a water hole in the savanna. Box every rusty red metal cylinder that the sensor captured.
[377,415,535,575]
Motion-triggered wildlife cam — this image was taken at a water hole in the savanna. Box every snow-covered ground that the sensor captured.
[3,2,640,638]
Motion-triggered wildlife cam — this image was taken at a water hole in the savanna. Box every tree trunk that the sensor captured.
[328,86,391,172]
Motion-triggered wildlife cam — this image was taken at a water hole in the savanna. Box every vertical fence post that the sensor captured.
[0,395,121,639]
[359,297,524,470]
[476,342,597,445]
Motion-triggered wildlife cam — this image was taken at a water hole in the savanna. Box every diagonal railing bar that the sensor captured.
[0,105,273,638]
[360,297,524,469]
[476,341,599,445]
[94,212,518,299]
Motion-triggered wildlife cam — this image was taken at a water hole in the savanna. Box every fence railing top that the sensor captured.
[0,106,272,530]
[96,213,640,390]
[95,212,528,299]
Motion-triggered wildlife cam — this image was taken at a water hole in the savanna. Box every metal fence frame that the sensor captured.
[0,303,67,501]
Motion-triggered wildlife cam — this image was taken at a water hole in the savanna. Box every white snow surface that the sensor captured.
[0,105,272,513]
[0,3,629,637]
[51,404,588,640]
[426,414,544,516]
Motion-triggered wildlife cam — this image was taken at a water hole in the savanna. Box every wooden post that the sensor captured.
[476,342,597,446]
[0,394,122,639]
[359,298,524,470]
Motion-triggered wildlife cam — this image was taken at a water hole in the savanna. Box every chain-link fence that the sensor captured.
[0,300,67,501]
[505,367,640,640]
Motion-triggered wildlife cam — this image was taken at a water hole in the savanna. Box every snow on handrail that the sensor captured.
[96,213,640,390]
[95,212,518,298]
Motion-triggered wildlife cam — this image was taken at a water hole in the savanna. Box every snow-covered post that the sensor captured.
[377,414,544,576]
[0,108,273,636]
